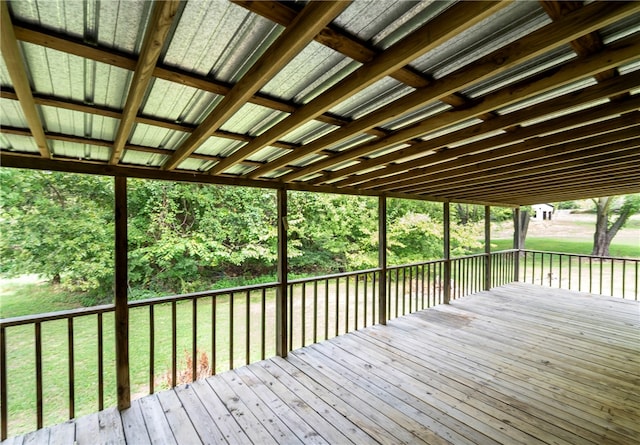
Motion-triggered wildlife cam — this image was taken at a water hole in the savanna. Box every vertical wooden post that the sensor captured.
[513,206,521,282]
[484,205,491,291]
[114,176,130,410]
[378,195,387,325]
[443,201,451,304]
[276,188,288,356]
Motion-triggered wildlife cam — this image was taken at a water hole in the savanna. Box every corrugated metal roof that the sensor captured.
[260,40,352,102]
[1,0,639,205]
[163,1,282,81]
[328,76,413,119]
[413,1,549,78]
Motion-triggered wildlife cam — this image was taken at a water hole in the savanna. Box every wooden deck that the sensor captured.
[4,283,639,445]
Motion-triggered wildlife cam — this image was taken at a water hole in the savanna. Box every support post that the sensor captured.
[484,205,491,291]
[378,195,387,325]
[276,188,288,356]
[114,176,130,410]
[513,206,521,282]
[443,201,451,304]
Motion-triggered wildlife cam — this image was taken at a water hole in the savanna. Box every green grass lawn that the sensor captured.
[490,237,640,258]
[2,230,639,437]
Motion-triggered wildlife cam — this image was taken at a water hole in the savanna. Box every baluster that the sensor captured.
[148,306,154,393]
[246,290,250,366]
[301,282,306,347]
[68,318,75,419]
[193,298,198,380]
[98,312,104,409]
[171,301,177,386]
[35,322,42,429]
[261,288,266,360]
[324,279,329,340]
[212,295,217,375]
[229,292,234,370]
[1,326,6,441]
[313,281,318,344]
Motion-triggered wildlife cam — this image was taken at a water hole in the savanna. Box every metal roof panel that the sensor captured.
[328,77,413,119]
[0,98,27,128]
[0,133,39,153]
[141,78,219,123]
[164,1,282,82]
[129,124,188,150]
[413,1,549,78]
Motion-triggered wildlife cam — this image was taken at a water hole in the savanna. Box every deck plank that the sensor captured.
[3,283,638,445]
[155,389,202,444]
[120,400,150,445]
[47,420,75,445]
[137,393,177,445]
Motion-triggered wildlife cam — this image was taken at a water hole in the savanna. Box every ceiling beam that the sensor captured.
[379,123,640,192]
[277,1,640,183]
[319,70,640,188]
[11,23,384,136]
[340,96,640,187]
[1,153,516,206]
[161,1,350,171]
[392,134,640,194]
[447,160,640,200]
[208,1,509,176]
[0,2,50,158]
[109,0,180,165]
[0,88,306,155]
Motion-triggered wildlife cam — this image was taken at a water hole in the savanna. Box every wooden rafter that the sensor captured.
[390,135,640,196]
[337,92,640,190]
[0,2,50,158]
[209,1,508,176]
[373,123,640,192]
[277,1,640,183]
[11,24,392,138]
[445,160,640,201]
[109,0,180,165]
[402,145,640,198]
[161,1,351,171]
[323,72,640,187]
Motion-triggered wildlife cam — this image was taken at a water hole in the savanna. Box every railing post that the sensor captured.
[484,205,491,290]
[378,195,387,325]
[114,176,130,410]
[276,188,288,356]
[443,202,451,304]
[513,206,521,282]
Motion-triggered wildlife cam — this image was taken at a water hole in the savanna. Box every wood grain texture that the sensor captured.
[163,1,350,171]
[109,0,180,165]
[0,2,50,158]
[15,283,638,445]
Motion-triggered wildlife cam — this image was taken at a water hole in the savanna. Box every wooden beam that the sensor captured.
[0,2,50,158]
[436,154,640,196]
[362,111,640,191]
[234,0,431,89]
[109,0,180,165]
[114,176,131,410]
[323,71,640,188]
[405,146,640,202]
[285,27,640,183]
[11,23,384,137]
[0,88,305,157]
[234,1,471,103]
[214,1,508,177]
[392,137,639,198]
[378,196,387,325]
[279,2,640,183]
[465,173,640,204]
[446,157,640,200]
[276,188,288,357]
[162,1,350,171]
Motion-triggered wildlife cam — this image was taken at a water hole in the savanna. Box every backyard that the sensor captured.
[1,209,639,436]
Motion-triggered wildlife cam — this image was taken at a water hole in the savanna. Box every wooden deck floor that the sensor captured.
[4,283,639,445]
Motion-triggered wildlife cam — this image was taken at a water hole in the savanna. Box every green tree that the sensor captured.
[0,169,114,301]
[591,195,640,257]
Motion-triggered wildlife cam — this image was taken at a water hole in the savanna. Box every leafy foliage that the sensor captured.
[2,169,486,305]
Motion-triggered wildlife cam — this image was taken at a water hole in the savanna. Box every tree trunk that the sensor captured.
[513,210,530,249]
[592,198,611,257]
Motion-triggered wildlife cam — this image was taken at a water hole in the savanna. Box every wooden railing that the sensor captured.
[521,250,639,300]
[5,249,637,437]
